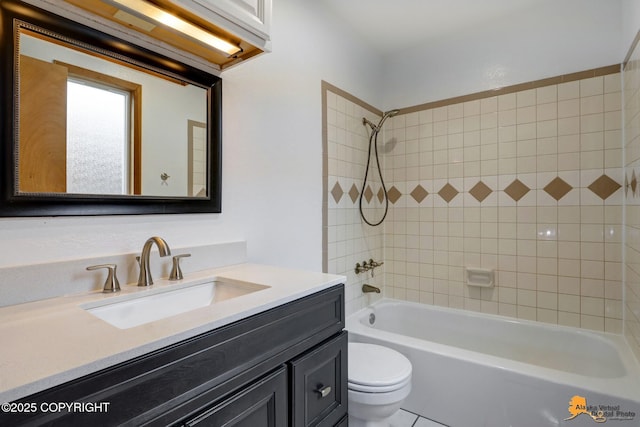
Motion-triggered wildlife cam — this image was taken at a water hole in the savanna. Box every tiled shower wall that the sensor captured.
[383,69,624,332]
[624,37,640,360]
[323,82,385,314]
[324,68,629,330]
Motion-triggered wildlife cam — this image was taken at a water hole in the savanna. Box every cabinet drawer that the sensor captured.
[183,366,287,427]
[290,332,348,427]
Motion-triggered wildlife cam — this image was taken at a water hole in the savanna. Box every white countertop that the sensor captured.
[0,263,345,403]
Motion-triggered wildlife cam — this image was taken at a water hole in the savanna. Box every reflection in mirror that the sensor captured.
[65,67,136,195]
[18,29,208,198]
[0,0,222,216]
[188,120,207,197]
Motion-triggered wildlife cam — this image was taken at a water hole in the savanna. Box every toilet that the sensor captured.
[348,342,412,427]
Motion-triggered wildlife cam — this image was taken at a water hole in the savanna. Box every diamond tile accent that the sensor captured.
[377,188,384,203]
[330,182,343,203]
[410,185,429,203]
[348,184,360,203]
[632,170,637,196]
[588,174,621,200]
[543,177,572,201]
[364,185,374,203]
[504,179,530,202]
[438,183,459,203]
[469,181,492,202]
[387,186,402,204]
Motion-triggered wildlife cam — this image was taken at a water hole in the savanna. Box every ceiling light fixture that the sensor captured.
[110,0,242,56]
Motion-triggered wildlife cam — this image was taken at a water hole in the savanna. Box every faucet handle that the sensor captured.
[368,259,384,268]
[87,264,121,293]
[169,254,191,281]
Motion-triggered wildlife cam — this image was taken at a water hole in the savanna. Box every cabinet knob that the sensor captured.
[315,385,332,398]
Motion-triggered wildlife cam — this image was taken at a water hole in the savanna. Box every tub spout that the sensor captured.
[362,284,380,293]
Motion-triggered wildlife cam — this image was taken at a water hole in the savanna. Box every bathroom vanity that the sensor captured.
[0,263,347,426]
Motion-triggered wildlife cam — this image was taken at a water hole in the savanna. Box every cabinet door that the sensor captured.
[290,332,348,427]
[201,0,271,36]
[193,0,270,38]
[169,0,271,44]
[184,366,288,427]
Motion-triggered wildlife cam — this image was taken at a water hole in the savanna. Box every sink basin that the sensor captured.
[84,278,268,329]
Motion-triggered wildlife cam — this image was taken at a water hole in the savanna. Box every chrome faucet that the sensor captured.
[137,236,172,286]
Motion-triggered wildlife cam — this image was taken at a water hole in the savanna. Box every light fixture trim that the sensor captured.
[111,0,242,56]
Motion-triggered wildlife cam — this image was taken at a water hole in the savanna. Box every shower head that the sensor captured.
[362,109,400,132]
[378,109,399,127]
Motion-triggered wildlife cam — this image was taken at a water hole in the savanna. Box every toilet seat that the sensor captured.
[348,375,411,393]
[348,342,412,393]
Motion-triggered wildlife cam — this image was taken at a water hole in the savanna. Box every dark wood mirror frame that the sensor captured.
[0,0,222,216]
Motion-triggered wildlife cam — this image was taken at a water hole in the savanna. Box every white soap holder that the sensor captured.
[466,268,494,288]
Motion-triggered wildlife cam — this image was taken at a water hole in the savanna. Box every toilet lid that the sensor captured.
[348,343,412,392]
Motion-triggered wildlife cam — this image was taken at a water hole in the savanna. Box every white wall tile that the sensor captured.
[558,81,580,100]
[580,76,604,97]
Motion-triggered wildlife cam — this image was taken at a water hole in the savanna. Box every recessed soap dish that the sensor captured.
[466,268,494,288]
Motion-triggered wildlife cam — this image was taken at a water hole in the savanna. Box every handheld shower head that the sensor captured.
[359,109,400,227]
[378,109,399,129]
[362,109,400,132]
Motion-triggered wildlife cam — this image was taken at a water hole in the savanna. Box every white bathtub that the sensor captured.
[347,299,640,427]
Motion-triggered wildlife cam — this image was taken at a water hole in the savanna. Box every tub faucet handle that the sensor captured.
[87,264,121,293]
[355,261,369,274]
[169,253,191,281]
[366,259,384,276]
[369,259,384,268]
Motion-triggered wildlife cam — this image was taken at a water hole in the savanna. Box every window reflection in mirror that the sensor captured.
[67,78,132,195]
[17,29,208,198]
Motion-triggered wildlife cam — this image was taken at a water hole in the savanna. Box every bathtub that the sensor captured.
[347,299,640,427]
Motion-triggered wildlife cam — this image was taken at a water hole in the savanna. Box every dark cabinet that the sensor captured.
[2,284,347,427]
[290,332,347,427]
[334,416,348,427]
[182,367,288,427]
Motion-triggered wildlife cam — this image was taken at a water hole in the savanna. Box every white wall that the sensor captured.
[0,0,382,271]
[219,0,383,270]
[623,0,640,56]
[381,0,623,109]
[142,78,206,196]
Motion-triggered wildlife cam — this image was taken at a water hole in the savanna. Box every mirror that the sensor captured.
[0,0,222,216]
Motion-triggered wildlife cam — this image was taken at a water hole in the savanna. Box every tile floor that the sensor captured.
[388,409,448,427]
